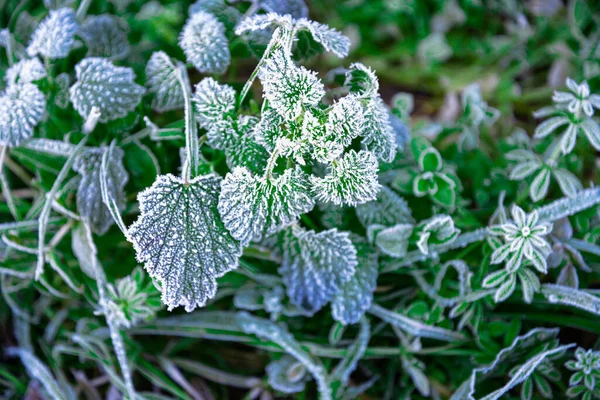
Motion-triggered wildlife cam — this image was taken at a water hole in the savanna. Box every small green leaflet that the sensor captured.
[146,51,184,112]
[127,174,242,311]
[311,150,380,206]
[70,57,145,122]
[73,147,128,235]
[219,166,315,246]
[179,11,230,74]
[279,226,357,313]
[0,83,46,147]
[259,47,325,121]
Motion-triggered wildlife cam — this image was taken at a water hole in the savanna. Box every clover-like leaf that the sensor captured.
[279,226,358,313]
[70,57,145,122]
[192,77,236,129]
[27,8,77,59]
[179,11,230,74]
[356,186,414,228]
[266,355,307,394]
[259,47,325,121]
[79,15,130,60]
[145,51,184,112]
[73,147,128,235]
[0,83,46,147]
[296,19,351,58]
[219,166,315,246]
[311,150,380,207]
[331,238,378,325]
[361,97,397,163]
[5,58,46,85]
[127,174,242,311]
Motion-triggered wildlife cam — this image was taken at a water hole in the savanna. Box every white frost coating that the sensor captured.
[416,214,460,255]
[69,57,145,122]
[295,19,351,58]
[127,174,242,312]
[73,147,128,235]
[7,348,69,400]
[345,63,379,99]
[260,0,308,19]
[315,96,364,161]
[361,97,397,163]
[146,51,184,112]
[266,355,307,394]
[311,150,380,207]
[0,83,46,147]
[259,47,325,121]
[192,77,236,129]
[541,284,600,315]
[235,13,293,35]
[356,186,414,228]
[236,312,332,400]
[5,58,46,85]
[219,166,315,246]
[79,15,130,60]
[330,317,370,386]
[279,226,357,313]
[54,73,71,109]
[179,11,230,74]
[222,116,270,174]
[27,8,77,59]
[331,239,378,325]
[536,187,600,222]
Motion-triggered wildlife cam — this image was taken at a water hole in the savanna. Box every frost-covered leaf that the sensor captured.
[259,48,325,121]
[296,19,351,58]
[266,355,307,394]
[530,168,551,202]
[417,32,452,64]
[146,51,184,112]
[234,13,293,35]
[260,0,308,19]
[535,187,600,222]
[127,174,242,311]
[73,147,128,235]
[180,11,230,74]
[54,73,71,109]
[356,186,414,228]
[361,97,398,163]
[311,150,380,207]
[7,348,69,400]
[331,239,378,325]
[223,116,270,174]
[0,83,46,147]
[416,215,460,255]
[541,284,600,315]
[372,223,413,258]
[192,77,236,129]
[5,58,46,85]
[279,226,357,313]
[70,57,145,122]
[79,15,130,60]
[330,317,370,393]
[553,168,582,198]
[219,166,315,246]
[189,0,242,27]
[27,8,77,59]
[345,63,379,99]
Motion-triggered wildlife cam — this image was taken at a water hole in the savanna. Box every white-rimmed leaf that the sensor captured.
[79,15,130,60]
[579,119,600,150]
[279,226,357,313]
[296,19,351,58]
[192,77,236,129]
[26,8,77,59]
[510,161,542,180]
[356,186,414,228]
[146,51,184,112]
[219,166,315,246]
[552,168,582,198]
[311,150,380,206]
[533,116,569,139]
[259,47,325,121]
[361,97,397,163]
[73,147,128,235]
[180,11,230,74]
[331,239,378,325]
[345,63,379,99]
[530,168,551,202]
[189,0,241,27]
[7,347,69,400]
[541,284,600,315]
[127,174,242,312]
[266,355,307,394]
[374,223,414,258]
[70,57,145,122]
[0,83,46,147]
[5,58,46,85]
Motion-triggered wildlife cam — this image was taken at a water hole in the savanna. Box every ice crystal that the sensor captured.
[219,166,315,246]
[145,51,184,112]
[73,147,128,235]
[311,150,380,207]
[127,174,242,311]
[70,58,145,122]
[26,8,77,59]
[179,11,230,74]
[279,226,357,313]
[79,15,130,60]
[0,83,46,147]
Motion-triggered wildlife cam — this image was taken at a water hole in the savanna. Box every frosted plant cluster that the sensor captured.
[1,1,600,399]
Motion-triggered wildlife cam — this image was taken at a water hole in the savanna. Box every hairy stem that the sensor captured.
[175,64,199,182]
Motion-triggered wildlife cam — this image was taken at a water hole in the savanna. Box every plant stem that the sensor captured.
[175,63,199,182]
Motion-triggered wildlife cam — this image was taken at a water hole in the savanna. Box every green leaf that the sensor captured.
[146,51,184,112]
[355,186,414,228]
[180,11,230,74]
[0,83,46,147]
[127,174,242,311]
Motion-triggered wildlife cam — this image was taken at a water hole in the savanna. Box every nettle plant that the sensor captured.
[2,0,600,399]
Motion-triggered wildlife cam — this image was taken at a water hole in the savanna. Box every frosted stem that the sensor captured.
[175,64,199,182]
